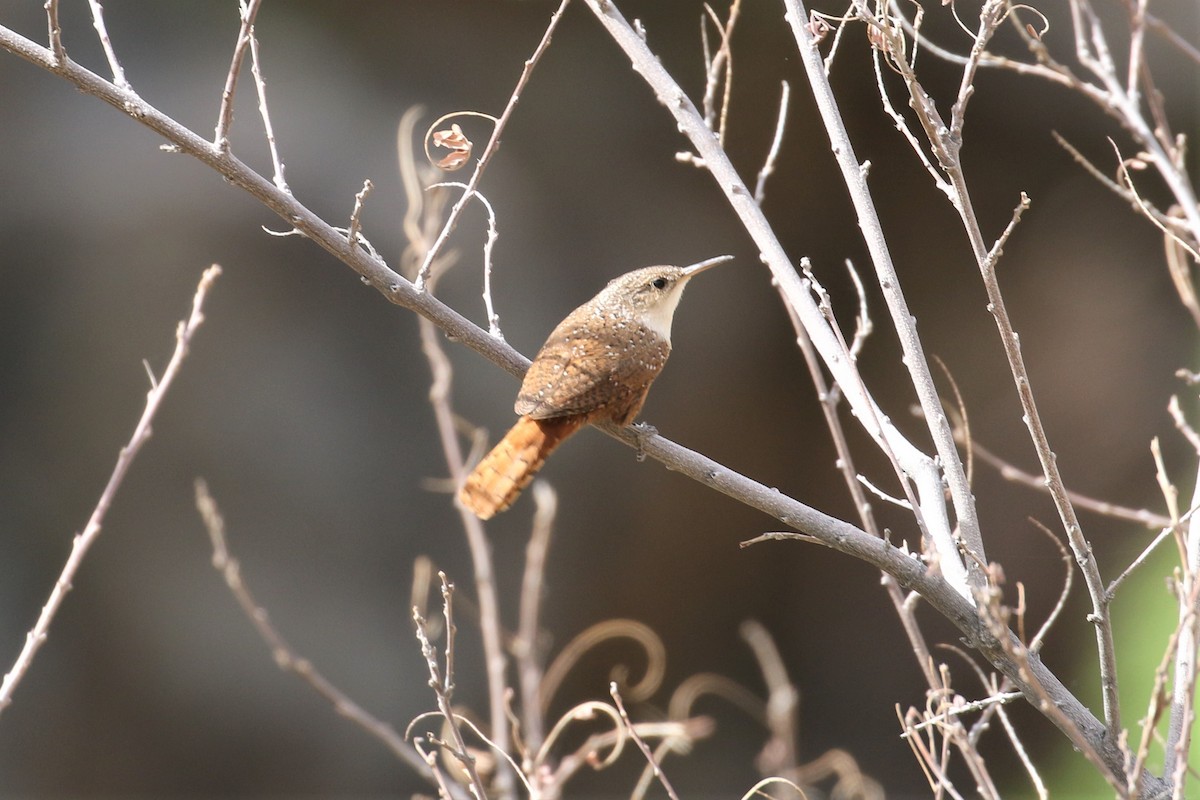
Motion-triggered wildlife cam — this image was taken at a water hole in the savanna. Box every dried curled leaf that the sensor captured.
[432,123,473,171]
[806,15,831,43]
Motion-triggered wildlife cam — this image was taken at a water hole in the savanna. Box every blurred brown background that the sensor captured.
[0,1,1196,796]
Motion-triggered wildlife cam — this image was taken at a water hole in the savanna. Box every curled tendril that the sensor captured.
[1004,3,1050,40]
[405,709,536,797]
[738,776,808,800]
[534,700,626,773]
[667,672,767,727]
[539,619,667,712]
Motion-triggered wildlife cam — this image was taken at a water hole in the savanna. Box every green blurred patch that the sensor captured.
[1041,537,1195,797]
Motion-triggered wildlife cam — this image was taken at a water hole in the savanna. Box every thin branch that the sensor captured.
[413,595,492,800]
[700,0,741,143]
[44,0,63,65]
[753,80,791,205]
[1109,527,1176,603]
[610,683,682,800]
[1164,472,1200,793]
[347,179,373,251]
[1111,140,1200,264]
[1165,225,1200,333]
[248,27,288,192]
[193,479,453,790]
[1170,395,1200,455]
[899,691,1023,738]
[86,0,127,88]
[1125,0,1149,105]
[1026,519,1074,655]
[419,312,513,795]
[1127,598,1180,797]
[214,0,263,152]
[967,438,1172,529]
[994,700,1048,800]
[787,255,940,695]
[1145,10,1200,67]
[414,0,570,291]
[0,265,219,714]
[427,182,503,339]
[414,737,465,800]
[516,482,557,753]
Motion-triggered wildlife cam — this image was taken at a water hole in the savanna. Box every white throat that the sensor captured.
[640,283,689,343]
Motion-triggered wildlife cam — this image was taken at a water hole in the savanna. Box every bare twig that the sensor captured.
[0,265,219,715]
[965,437,1173,529]
[214,0,263,151]
[248,27,288,192]
[700,0,741,143]
[347,179,373,251]
[900,690,1023,739]
[787,252,942,700]
[414,0,570,291]
[415,737,465,800]
[1145,10,1200,67]
[1026,519,1073,654]
[611,682,682,800]
[413,589,492,800]
[86,0,127,88]
[1051,132,1186,240]
[994,697,1048,799]
[419,302,513,794]
[1111,140,1200,264]
[1170,395,1200,455]
[753,80,791,205]
[427,182,503,339]
[1108,526,1176,601]
[193,479,451,788]
[44,0,64,65]
[516,482,557,752]
[1127,609,1178,797]
[1165,225,1200,333]
[974,568,1125,793]
[1164,475,1200,794]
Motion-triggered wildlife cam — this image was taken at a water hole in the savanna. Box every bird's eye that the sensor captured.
[651,277,668,290]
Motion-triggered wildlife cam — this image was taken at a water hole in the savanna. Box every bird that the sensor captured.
[458,255,732,519]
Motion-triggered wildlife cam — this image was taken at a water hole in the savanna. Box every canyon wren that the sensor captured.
[459,255,733,520]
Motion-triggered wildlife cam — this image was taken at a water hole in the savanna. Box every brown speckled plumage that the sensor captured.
[516,307,670,425]
[459,258,730,519]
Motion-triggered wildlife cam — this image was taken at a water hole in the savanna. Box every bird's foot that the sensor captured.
[631,422,658,462]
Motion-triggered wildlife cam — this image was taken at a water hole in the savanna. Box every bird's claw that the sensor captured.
[632,422,658,462]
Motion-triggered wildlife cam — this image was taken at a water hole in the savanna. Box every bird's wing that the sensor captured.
[515,323,669,421]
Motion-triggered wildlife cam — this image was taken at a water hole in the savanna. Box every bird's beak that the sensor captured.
[680,254,734,278]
